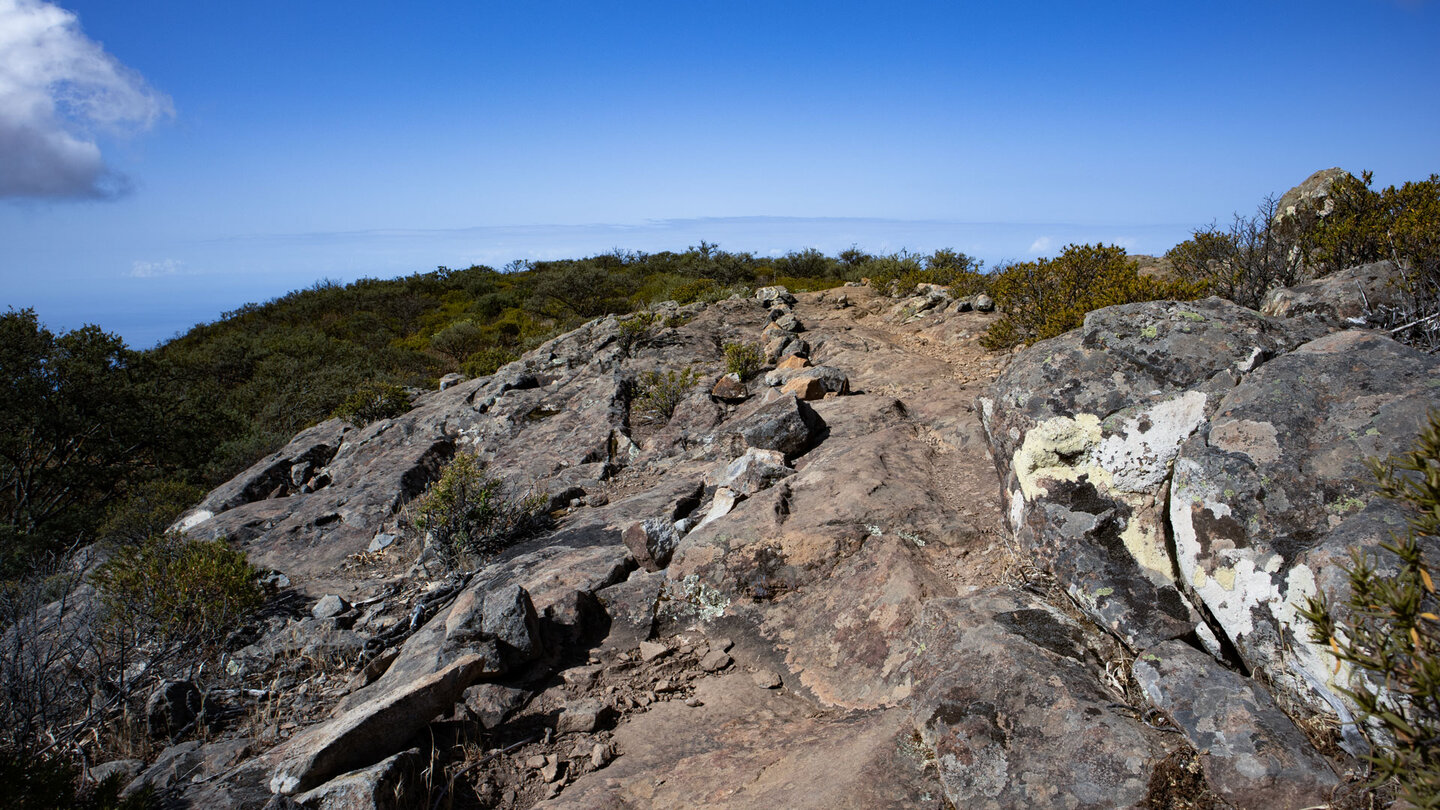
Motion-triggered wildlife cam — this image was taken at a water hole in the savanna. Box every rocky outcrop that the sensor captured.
[147,254,1432,809]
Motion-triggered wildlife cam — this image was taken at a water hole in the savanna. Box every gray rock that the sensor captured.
[89,759,143,787]
[711,448,793,497]
[123,738,253,798]
[269,653,493,795]
[145,680,202,739]
[312,594,350,619]
[1134,640,1337,808]
[1274,167,1350,223]
[366,533,397,553]
[557,698,605,735]
[480,583,542,664]
[1261,259,1408,323]
[752,669,782,689]
[772,312,803,333]
[438,372,466,391]
[785,365,850,396]
[293,747,421,810]
[726,395,825,458]
[1171,329,1440,716]
[903,592,1162,809]
[462,683,530,729]
[978,297,1331,650]
[595,570,666,651]
[973,293,994,312]
[698,650,731,672]
[754,286,796,308]
[623,517,684,572]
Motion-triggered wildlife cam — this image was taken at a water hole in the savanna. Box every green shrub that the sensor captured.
[97,479,207,547]
[723,342,763,381]
[430,319,487,362]
[0,749,155,810]
[333,381,412,427]
[1166,195,1304,310]
[616,312,656,357]
[671,278,720,304]
[981,244,1206,350]
[633,367,701,422]
[408,452,547,571]
[1302,412,1440,807]
[91,534,264,671]
[461,346,517,377]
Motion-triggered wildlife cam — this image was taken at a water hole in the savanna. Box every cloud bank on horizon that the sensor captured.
[0,0,170,200]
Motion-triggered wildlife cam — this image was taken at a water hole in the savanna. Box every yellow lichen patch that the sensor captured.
[1013,413,1102,500]
[1213,566,1237,592]
[1118,504,1176,580]
[1192,567,1208,588]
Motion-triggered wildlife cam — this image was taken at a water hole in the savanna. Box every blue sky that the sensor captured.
[2,0,1438,347]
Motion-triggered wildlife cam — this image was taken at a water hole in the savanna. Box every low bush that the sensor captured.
[0,749,154,810]
[1302,412,1440,807]
[407,452,547,571]
[91,534,264,674]
[616,312,656,357]
[633,367,701,422]
[96,479,207,547]
[429,319,487,363]
[981,244,1205,350]
[461,346,517,377]
[1166,195,1305,310]
[723,342,763,381]
[333,381,412,427]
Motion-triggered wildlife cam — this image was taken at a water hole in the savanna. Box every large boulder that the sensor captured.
[1260,260,1409,323]
[978,298,1330,649]
[1170,329,1440,719]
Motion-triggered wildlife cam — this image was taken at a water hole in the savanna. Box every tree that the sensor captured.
[0,311,154,572]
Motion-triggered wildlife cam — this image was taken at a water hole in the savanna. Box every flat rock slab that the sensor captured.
[540,673,944,810]
[901,591,1166,809]
[269,653,490,795]
[1134,640,1337,809]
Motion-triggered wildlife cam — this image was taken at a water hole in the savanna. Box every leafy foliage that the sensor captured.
[633,367,702,423]
[0,749,154,810]
[1166,195,1305,309]
[332,381,413,427]
[96,479,208,547]
[408,452,547,571]
[616,312,656,357]
[0,310,168,574]
[429,319,487,363]
[723,342,763,381]
[981,244,1205,349]
[1302,412,1440,807]
[91,534,264,672]
[461,346,517,377]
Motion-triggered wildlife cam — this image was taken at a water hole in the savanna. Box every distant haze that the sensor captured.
[3,0,1437,347]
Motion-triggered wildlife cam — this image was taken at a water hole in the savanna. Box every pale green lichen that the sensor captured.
[1177,310,1206,322]
[1140,325,1158,339]
[664,574,730,621]
[897,529,926,547]
[1328,495,1366,514]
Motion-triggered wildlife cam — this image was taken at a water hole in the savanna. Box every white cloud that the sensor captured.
[1027,236,1053,254]
[0,0,172,199]
[129,258,183,278]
